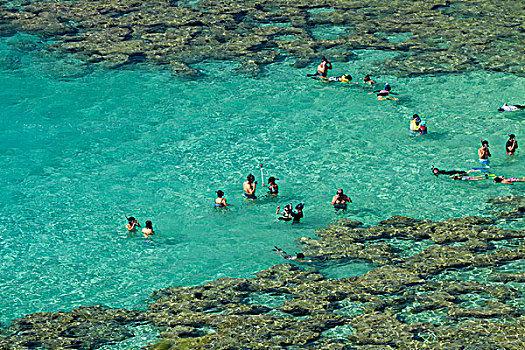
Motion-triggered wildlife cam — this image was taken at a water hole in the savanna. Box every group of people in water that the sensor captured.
[125,216,154,237]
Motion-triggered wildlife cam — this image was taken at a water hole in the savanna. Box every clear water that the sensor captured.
[1,32,524,328]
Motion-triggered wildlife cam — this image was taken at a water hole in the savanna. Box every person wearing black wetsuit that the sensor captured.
[431,166,468,177]
[291,203,304,223]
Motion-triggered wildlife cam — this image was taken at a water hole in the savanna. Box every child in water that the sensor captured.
[264,176,279,195]
[215,190,232,208]
[142,220,154,237]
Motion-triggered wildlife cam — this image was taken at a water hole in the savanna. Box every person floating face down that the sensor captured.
[506,134,518,155]
[243,174,257,199]
[370,83,398,101]
[331,189,352,211]
[316,57,332,77]
[478,140,491,166]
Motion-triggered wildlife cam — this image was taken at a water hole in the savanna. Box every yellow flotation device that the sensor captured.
[410,119,420,132]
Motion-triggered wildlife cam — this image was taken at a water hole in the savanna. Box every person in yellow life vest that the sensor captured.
[410,114,421,132]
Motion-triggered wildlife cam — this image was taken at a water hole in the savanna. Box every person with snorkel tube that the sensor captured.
[478,140,491,167]
[126,216,140,231]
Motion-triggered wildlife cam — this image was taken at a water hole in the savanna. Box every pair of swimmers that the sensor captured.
[432,166,524,185]
[126,216,154,237]
[314,57,375,86]
[242,174,279,200]
[477,136,518,164]
[276,203,304,223]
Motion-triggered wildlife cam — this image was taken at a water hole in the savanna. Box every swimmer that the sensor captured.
[498,103,525,112]
[273,246,311,262]
[319,74,358,85]
[493,176,525,185]
[478,140,491,167]
[291,203,304,223]
[431,166,484,177]
[363,74,376,85]
[451,174,493,181]
[142,220,154,237]
[369,83,398,101]
[215,190,232,208]
[264,176,279,195]
[315,56,332,77]
[506,134,518,155]
[410,114,421,132]
[277,204,293,221]
[331,188,352,211]
[126,216,140,231]
[243,174,257,199]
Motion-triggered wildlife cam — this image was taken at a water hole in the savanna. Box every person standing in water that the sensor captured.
[142,220,154,237]
[506,134,518,155]
[243,174,257,199]
[215,190,232,208]
[264,176,279,196]
[126,216,140,231]
[316,57,332,77]
[331,189,352,211]
[478,140,491,166]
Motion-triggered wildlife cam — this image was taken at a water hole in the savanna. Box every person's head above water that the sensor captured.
[336,188,344,196]
[431,166,440,176]
[145,220,153,229]
[296,253,305,259]
[481,140,489,147]
[342,74,352,81]
[128,216,137,224]
[268,176,277,184]
[216,190,224,198]
[321,56,328,62]
[295,203,304,210]
[384,83,391,91]
[247,174,255,183]
[509,134,516,140]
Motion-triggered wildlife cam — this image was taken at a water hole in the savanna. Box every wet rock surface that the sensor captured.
[0,0,523,76]
[1,211,524,349]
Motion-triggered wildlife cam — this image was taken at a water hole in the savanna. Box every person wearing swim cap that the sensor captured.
[331,189,352,211]
[493,176,525,185]
[315,57,332,77]
[243,174,257,199]
[215,190,232,208]
[506,134,518,155]
[478,140,491,167]
[369,83,398,101]
[498,103,525,112]
[265,176,279,195]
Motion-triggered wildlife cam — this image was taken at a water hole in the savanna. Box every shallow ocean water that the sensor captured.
[0,33,524,329]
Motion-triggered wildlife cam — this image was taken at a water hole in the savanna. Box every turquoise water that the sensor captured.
[0,33,524,326]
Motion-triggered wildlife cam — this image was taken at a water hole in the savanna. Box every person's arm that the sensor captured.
[222,198,232,206]
[368,90,380,94]
[330,196,337,205]
[346,196,352,203]
[326,61,332,70]
[487,149,491,157]
[276,206,281,215]
[501,179,514,185]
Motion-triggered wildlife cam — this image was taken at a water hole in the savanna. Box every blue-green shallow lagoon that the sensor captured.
[0,34,524,325]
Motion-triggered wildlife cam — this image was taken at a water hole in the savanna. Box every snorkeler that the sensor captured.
[478,140,491,167]
[276,204,293,221]
[431,166,485,177]
[264,176,279,195]
[126,216,140,231]
[215,190,232,208]
[291,203,304,223]
[142,220,154,237]
[362,74,376,85]
[493,176,525,185]
[318,74,357,85]
[273,246,311,262]
[506,134,518,155]
[418,121,428,135]
[451,174,493,181]
[369,83,398,101]
[315,57,332,77]
[498,103,525,112]
[331,189,352,211]
[243,174,257,199]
